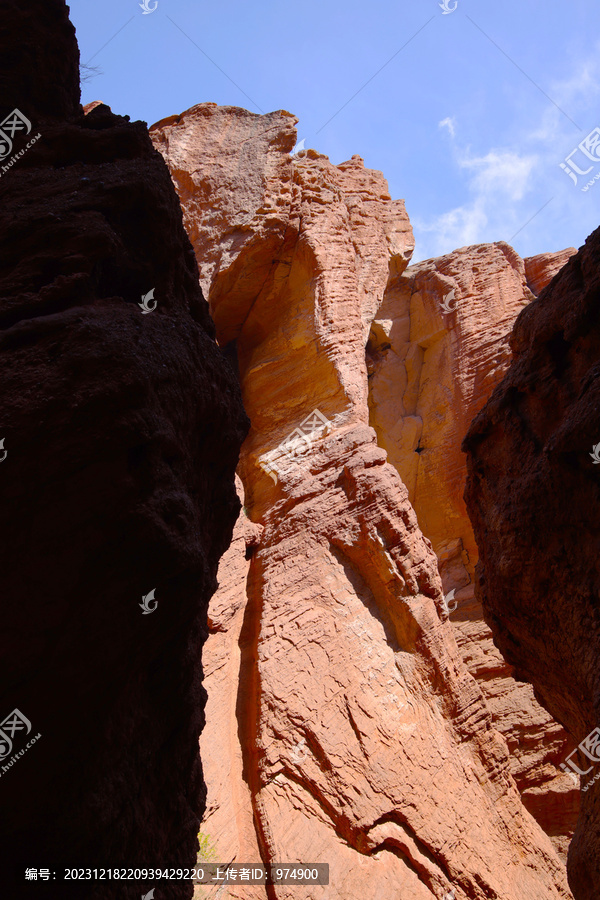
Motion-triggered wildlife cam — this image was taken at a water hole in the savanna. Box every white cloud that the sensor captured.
[439,116,456,138]
[415,202,487,255]
[460,149,538,202]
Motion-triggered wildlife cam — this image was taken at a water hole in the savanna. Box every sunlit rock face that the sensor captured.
[153,104,572,900]
[367,242,580,859]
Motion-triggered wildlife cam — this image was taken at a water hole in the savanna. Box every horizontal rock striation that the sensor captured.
[524,248,577,297]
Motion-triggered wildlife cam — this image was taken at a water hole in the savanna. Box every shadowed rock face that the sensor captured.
[0,4,248,899]
[464,226,600,900]
[153,104,572,900]
[368,243,580,859]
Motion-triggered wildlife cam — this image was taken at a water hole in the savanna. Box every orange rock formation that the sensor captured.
[367,243,579,858]
[152,104,573,898]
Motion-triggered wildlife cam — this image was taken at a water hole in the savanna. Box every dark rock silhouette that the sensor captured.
[0,2,248,898]
[464,227,600,900]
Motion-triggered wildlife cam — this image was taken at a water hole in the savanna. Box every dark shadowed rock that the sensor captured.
[0,0,81,123]
[0,2,248,898]
[464,227,600,900]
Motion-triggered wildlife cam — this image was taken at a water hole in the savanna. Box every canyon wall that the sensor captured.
[152,104,573,899]
[0,4,247,899]
[464,227,600,900]
[367,242,579,858]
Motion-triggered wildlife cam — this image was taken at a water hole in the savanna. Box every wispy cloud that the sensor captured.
[461,149,538,202]
[413,142,539,260]
[439,116,456,138]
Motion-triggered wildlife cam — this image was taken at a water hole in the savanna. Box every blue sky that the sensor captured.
[70,0,600,263]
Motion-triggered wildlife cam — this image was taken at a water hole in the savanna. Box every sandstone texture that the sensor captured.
[0,5,247,899]
[464,226,600,900]
[367,243,580,858]
[153,104,572,899]
[524,248,578,297]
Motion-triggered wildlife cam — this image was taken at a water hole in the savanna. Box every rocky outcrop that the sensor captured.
[367,243,580,858]
[153,104,572,899]
[524,249,577,297]
[463,227,600,900]
[0,5,247,899]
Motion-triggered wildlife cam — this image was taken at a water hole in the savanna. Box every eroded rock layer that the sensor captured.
[0,6,247,899]
[367,243,579,857]
[524,248,578,297]
[153,104,572,899]
[464,227,600,900]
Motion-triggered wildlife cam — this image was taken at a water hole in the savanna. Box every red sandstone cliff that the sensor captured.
[367,242,579,859]
[152,104,573,899]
